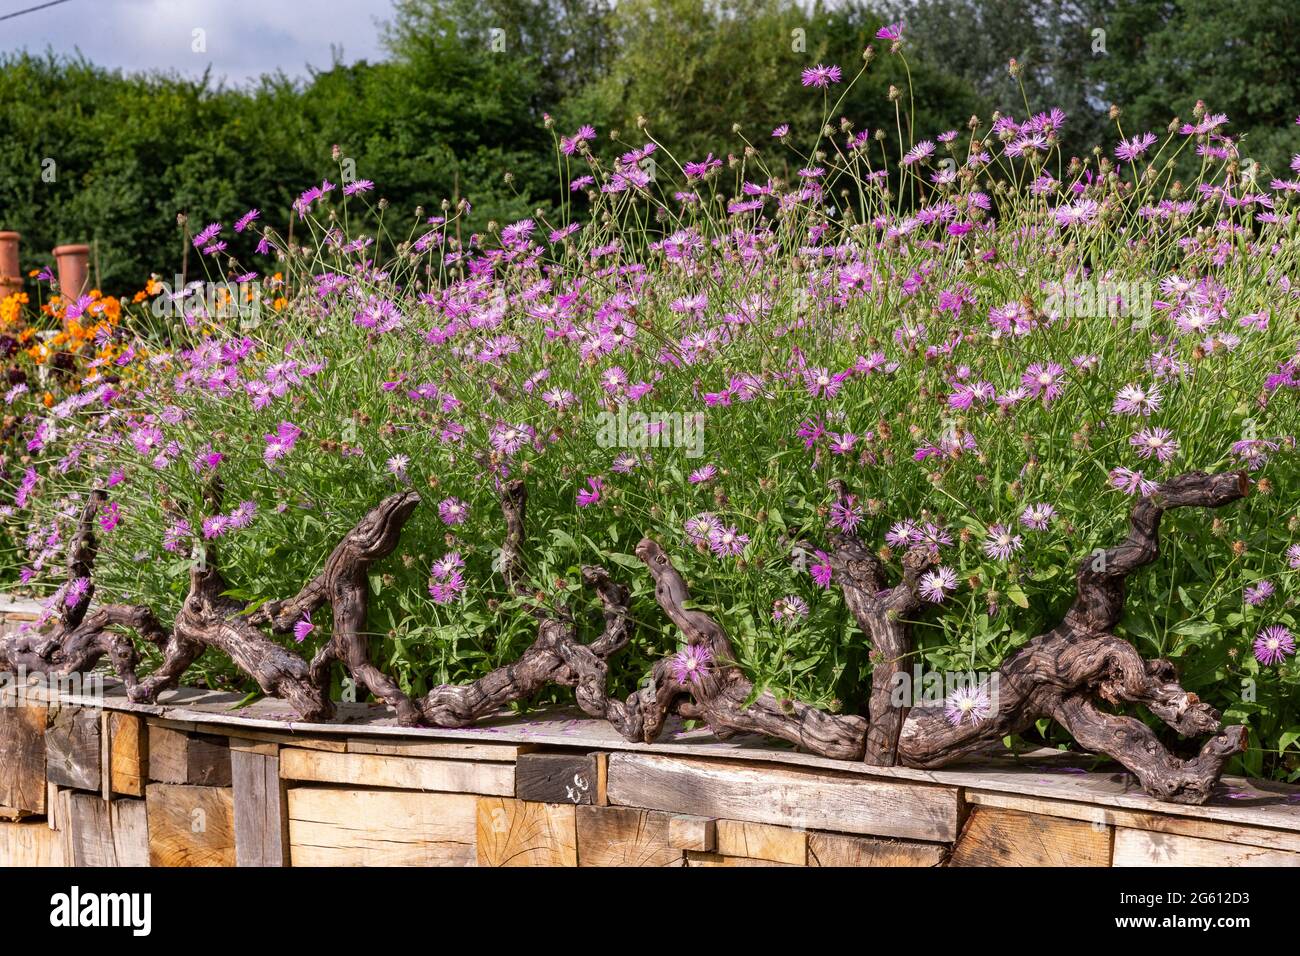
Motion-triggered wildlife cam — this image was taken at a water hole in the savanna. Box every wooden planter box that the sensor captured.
[2,674,1298,867]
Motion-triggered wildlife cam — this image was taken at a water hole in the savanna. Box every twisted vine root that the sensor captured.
[890,470,1252,804]
[415,480,636,728]
[6,470,1252,804]
[0,489,167,692]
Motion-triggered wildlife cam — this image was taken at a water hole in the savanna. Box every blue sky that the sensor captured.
[1,0,394,85]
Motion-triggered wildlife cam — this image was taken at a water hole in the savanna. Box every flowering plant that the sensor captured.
[3,54,1299,784]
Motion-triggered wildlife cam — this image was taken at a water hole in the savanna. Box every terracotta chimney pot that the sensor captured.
[0,232,21,299]
[52,243,92,304]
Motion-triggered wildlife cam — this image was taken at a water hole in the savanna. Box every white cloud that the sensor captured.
[1,0,393,85]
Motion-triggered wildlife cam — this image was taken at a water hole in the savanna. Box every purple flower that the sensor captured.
[293,615,314,643]
[876,22,904,41]
[810,550,834,589]
[576,476,604,508]
[773,595,809,625]
[233,209,260,233]
[438,497,469,526]
[688,464,717,484]
[1019,503,1056,531]
[982,525,1023,562]
[65,576,91,607]
[1114,132,1157,163]
[685,513,721,545]
[708,525,749,558]
[1254,625,1294,665]
[1131,428,1179,462]
[801,64,842,88]
[944,683,992,726]
[1244,580,1275,606]
[919,567,958,603]
[670,644,713,684]
[263,421,302,463]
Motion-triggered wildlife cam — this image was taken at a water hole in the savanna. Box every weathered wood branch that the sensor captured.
[891,470,1251,804]
[5,470,1253,805]
[0,490,167,692]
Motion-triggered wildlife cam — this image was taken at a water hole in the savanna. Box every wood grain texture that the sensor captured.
[0,818,67,865]
[345,738,527,761]
[516,753,602,805]
[147,725,231,786]
[667,814,715,851]
[807,831,947,867]
[1112,827,1300,866]
[45,707,100,791]
[715,820,807,865]
[966,788,1300,854]
[61,792,149,866]
[145,784,235,867]
[0,701,47,814]
[607,753,960,841]
[685,851,795,867]
[476,798,577,867]
[232,748,288,866]
[108,713,147,797]
[575,805,683,866]
[287,788,476,866]
[948,806,1112,867]
[279,748,513,795]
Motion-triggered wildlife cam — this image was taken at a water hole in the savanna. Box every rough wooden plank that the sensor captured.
[576,805,684,866]
[1113,828,1300,867]
[715,819,807,865]
[685,851,796,867]
[346,738,527,761]
[607,753,959,842]
[808,831,948,867]
[517,753,602,805]
[668,814,715,851]
[107,713,147,797]
[147,725,231,786]
[144,784,235,867]
[0,818,67,865]
[64,791,116,865]
[280,748,513,796]
[288,788,476,866]
[966,788,1300,854]
[99,712,112,801]
[45,707,100,791]
[476,798,577,866]
[0,701,47,814]
[232,748,288,866]
[949,806,1111,867]
[111,799,150,867]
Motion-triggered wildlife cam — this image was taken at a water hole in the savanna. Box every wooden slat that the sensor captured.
[607,753,959,842]
[45,707,100,791]
[108,713,148,797]
[966,789,1300,854]
[147,726,231,786]
[667,814,715,851]
[516,753,603,805]
[576,805,684,866]
[1113,828,1300,866]
[279,748,513,795]
[0,818,67,865]
[61,793,149,866]
[231,748,288,866]
[476,798,577,866]
[346,738,527,761]
[807,831,947,867]
[685,851,795,867]
[715,820,807,865]
[145,784,235,867]
[111,799,150,867]
[287,787,476,866]
[0,701,47,814]
[949,806,1111,867]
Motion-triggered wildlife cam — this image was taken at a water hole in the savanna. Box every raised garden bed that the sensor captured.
[2,673,1297,867]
